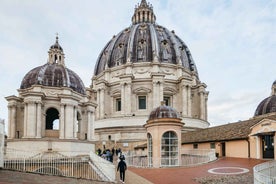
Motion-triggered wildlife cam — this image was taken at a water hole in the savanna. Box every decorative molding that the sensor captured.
[134,67,151,74]
[133,87,151,94]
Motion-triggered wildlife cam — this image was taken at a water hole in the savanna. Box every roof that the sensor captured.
[181,114,276,144]
[93,0,198,76]
[148,104,180,120]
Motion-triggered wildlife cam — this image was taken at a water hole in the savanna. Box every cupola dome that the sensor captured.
[20,36,86,95]
[94,0,198,77]
[254,81,276,116]
[148,102,180,120]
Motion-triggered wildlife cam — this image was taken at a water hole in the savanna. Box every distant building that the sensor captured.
[91,0,209,151]
[0,119,4,168]
[5,36,96,153]
[182,81,276,159]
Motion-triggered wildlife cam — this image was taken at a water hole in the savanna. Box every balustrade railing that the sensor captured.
[3,148,115,182]
[125,149,216,168]
[254,161,276,184]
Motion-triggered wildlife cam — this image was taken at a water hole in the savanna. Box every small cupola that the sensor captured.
[132,0,156,24]
[48,34,65,65]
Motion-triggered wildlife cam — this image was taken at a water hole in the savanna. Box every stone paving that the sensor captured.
[0,158,268,184]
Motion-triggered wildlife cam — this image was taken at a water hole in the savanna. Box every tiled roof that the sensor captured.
[182,114,276,144]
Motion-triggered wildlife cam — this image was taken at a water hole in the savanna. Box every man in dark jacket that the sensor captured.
[117,155,127,183]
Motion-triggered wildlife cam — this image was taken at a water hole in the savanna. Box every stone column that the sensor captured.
[159,81,164,105]
[65,104,74,139]
[25,101,36,138]
[8,105,16,139]
[96,89,100,119]
[73,106,77,138]
[59,103,65,139]
[187,86,192,117]
[199,91,205,120]
[23,103,27,137]
[125,83,132,115]
[181,85,188,116]
[121,83,125,115]
[36,102,42,138]
[152,81,161,108]
[204,93,208,120]
[87,110,95,141]
[99,88,105,119]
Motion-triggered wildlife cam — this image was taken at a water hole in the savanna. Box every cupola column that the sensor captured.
[36,102,42,138]
[7,104,16,139]
[87,109,95,141]
[187,86,192,117]
[73,106,77,138]
[199,84,208,120]
[23,100,37,138]
[199,91,205,120]
[64,104,75,139]
[59,103,65,139]
[181,85,188,117]
[99,87,106,119]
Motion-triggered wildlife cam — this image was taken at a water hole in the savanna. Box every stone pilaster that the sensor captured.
[59,103,65,139]
[36,102,42,138]
[8,104,16,139]
[181,85,188,116]
[187,86,192,117]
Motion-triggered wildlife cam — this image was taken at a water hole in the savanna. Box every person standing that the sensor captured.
[117,155,127,183]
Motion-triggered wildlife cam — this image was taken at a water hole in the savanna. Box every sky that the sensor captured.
[0,0,275,130]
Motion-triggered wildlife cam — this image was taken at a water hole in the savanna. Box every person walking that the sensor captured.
[117,155,127,183]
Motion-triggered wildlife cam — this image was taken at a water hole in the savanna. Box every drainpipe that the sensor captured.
[246,138,250,158]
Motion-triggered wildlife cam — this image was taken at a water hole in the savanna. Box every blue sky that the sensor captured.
[0,0,275,130]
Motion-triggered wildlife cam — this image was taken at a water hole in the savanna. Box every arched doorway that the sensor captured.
[161,131,178,167]
[45,108,59,138]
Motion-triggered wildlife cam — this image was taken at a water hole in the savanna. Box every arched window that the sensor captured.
[46,108,59,130]
[161,131,178,166]
[147,133,153,167]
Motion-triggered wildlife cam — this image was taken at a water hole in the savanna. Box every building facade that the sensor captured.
[5,36,97,153]
[91,0,209,150]
[182,81,276,160]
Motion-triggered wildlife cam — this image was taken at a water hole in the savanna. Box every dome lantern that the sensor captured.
[48,34,65,66]
[132,0,156,24]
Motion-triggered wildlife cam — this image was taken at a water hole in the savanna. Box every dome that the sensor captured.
[20,36,86,95]
[148,103,180,120]
[94,0,198,77]
[20,64,86,94]
[254,81,276,116]
[50,35,63,51]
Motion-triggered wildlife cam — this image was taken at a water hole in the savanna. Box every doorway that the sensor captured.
[262,135,274,159]
[221,142,226,157]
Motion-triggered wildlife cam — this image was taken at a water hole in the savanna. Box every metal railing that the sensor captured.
[125,149,216,168]
[181,149,217,166]
[3,148,115,182]
[254,161,276,184]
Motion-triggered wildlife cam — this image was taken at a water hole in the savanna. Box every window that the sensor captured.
[164,96,171,106]
[193,143,198,149]
[210,142,215,149]
[115,98,121,111]
[138,96,146,109]
[161,131,179,166]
